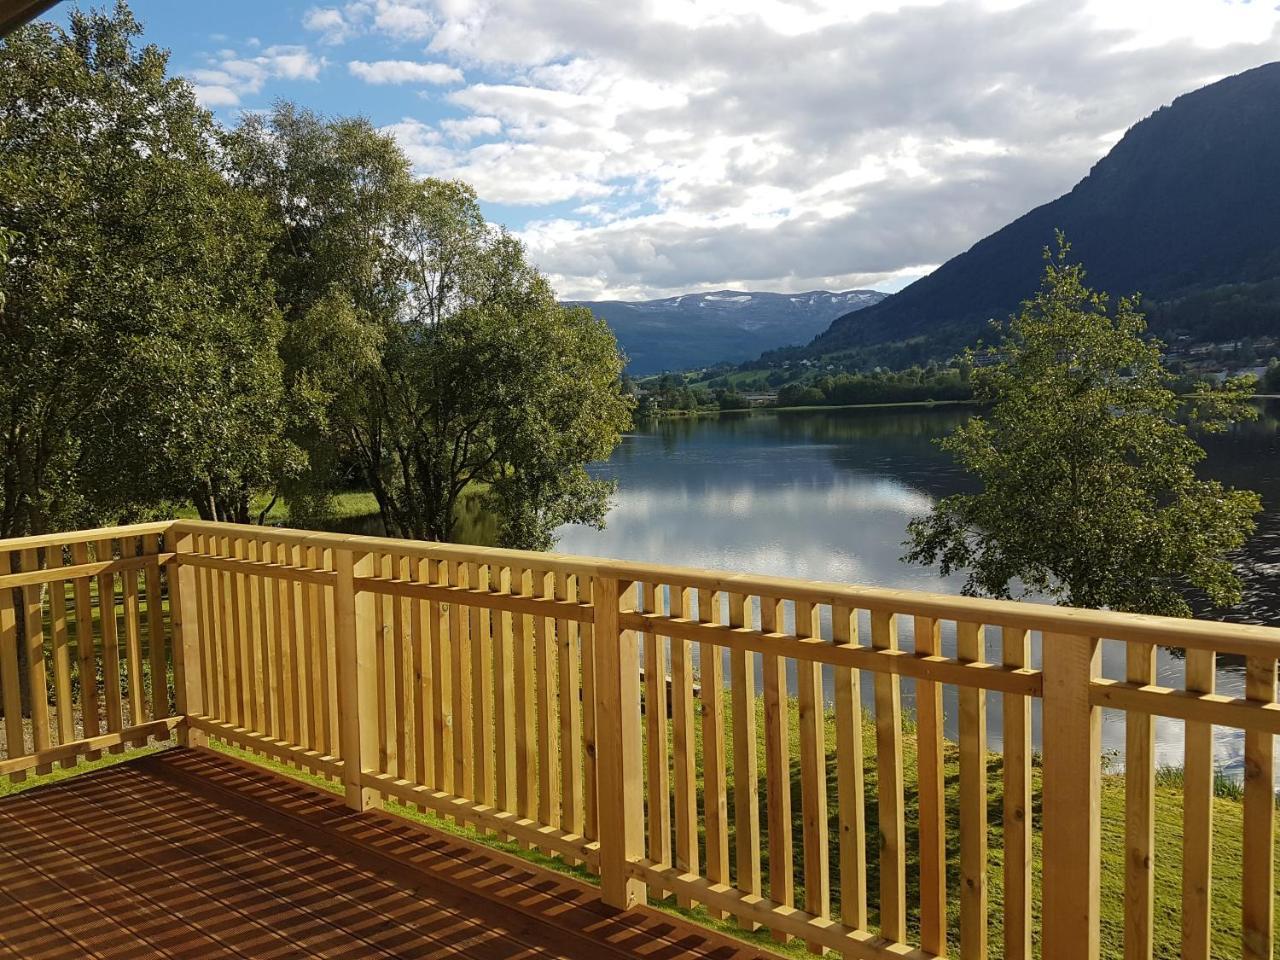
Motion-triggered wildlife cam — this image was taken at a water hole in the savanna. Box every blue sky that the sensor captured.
[43,1,1280,301]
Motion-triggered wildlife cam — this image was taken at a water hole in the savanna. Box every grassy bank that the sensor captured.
[174,490,381,526]
[173,485,495,544]
[639,398,977,421]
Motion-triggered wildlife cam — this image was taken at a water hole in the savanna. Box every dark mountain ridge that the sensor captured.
[808,61,1280,359]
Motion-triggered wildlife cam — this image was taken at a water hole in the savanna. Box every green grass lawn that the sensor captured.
[173,490,382,525]
[171,486,497,544]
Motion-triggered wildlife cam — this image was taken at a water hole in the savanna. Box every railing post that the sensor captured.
[335,546,382,812]
[1040,631,1101,960]
[592,573,647,910]
[169,528,206,748]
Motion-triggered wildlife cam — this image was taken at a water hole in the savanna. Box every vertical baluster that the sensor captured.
[535,568,559,835]
[246,539,266,736]
[119,538,145,728]
[493,565,515,811]
[1242,654,1276,960]
[643,582,672,885]
[797,599,829,953]
[1124,640,1156,960]
[232,536,253,732]
[872,608,905,943]
[451,560,473,808]
[50,564,75,754]
[699,587,729,920]
[144,534,167,723]
[1,549,24,781]
[760,595,792,939]
[306,545,325,754]
[96,538,125,747]
[729,591,761,929]
[267,539,287,741]
[391,553,408,778]
[1002,626,1033,960]
[431,558,454,794]
[514,566,536,830]
[191,535,215,725]
[914,615,945,953]
[670,585,699,906]
[259,540,278,738]
[290,541,310,751]
[1181,648,1215,960]
[324,559,340,764]
[580,575,599,857]
[413,556,434,788]
[247,538,269,739]
[274,541,298,754]
[223,535,243,730]
[473,562,495,817]
[836,605,868,932]
[71,542,99,747]
[374,552,389,773]
[213,536,233,724]
[397,555,414,782]
[559,570,583,848]
[957,620,988,959]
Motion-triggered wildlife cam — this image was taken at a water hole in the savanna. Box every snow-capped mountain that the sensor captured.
[565,289,887,374]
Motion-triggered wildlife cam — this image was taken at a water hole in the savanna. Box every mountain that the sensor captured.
[567,289,887,374]
[808,62,1280,360]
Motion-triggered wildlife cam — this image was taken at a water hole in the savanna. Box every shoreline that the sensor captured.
[636,397,978,421]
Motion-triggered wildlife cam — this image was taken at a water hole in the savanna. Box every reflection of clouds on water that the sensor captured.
[558,409,1280,790]
[558,473,958,589]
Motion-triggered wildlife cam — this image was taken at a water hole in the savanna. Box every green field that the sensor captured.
[173,490,382,526]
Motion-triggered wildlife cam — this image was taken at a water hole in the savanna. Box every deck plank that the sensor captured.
[0,748,775,960]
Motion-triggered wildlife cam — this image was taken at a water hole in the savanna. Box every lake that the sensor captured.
[554,402,1280,782]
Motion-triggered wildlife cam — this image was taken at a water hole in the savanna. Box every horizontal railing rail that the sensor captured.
[1,518,1277,960]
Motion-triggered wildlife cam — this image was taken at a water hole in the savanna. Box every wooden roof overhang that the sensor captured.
[0,0,60,37]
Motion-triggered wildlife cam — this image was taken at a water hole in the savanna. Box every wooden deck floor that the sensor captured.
[0,748,776,960]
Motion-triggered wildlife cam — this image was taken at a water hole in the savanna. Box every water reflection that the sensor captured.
[556,405,1280,784]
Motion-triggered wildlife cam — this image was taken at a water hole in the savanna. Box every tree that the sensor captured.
[226,104,415,523]
[0,4,292,535]
[232,112,632,547]
[904,236,1261,616]
[330,181,631,549]
[1263,359,1280,394]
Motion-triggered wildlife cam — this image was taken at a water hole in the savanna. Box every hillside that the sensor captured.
[567,289,886,374]
[808,61,1280,360]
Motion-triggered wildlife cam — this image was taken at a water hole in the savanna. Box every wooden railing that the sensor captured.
[1,519,1278,960]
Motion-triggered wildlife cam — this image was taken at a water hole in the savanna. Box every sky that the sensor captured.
[44,0,1280,301]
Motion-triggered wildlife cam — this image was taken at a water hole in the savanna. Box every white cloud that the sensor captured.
[303,7,355,45]
[192,44,327,106]
[440,115,502,141]
[381,118,456,170]
[263,45,326,81]
[285,0,1280,298]
[348,59,464,85]
[373,3,436,39]
[192,84,240,108]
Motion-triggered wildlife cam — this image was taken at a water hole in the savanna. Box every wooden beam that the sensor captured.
[0,1,60,37]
